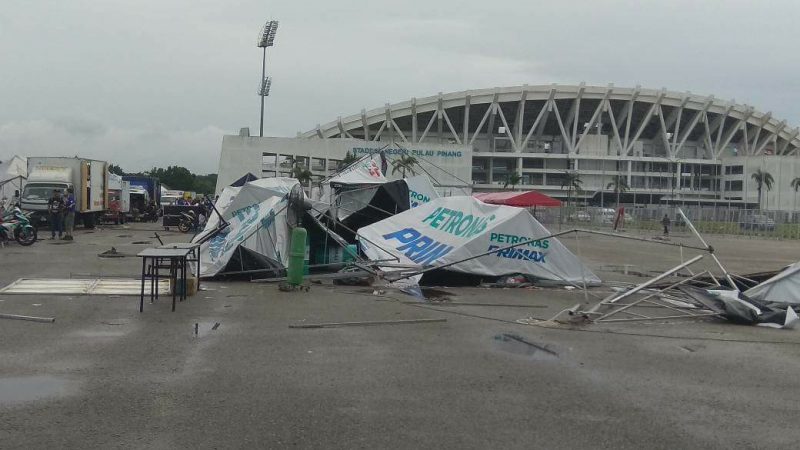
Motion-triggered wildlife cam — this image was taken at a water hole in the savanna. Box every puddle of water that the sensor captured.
[0,375,75,406]
[493,333,559,361]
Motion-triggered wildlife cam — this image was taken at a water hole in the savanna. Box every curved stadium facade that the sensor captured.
[298,84,800,208]
[216,83,800,210]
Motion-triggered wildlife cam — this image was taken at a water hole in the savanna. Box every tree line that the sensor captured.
[108,164,217,194]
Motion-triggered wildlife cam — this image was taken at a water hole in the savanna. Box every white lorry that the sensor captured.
[21,157,108,228]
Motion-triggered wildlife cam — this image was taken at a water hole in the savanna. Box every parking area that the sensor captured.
[2,223,800,448]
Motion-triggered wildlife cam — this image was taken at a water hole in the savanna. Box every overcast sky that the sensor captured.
[2,0,799,173]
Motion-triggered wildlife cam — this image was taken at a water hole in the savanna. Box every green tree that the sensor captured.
[606,175,629,206]
[193,174,218,195]
[751,169,774,210]
[338,152,359,170]
[391,155,418,178]
[791,177,800,212]
[560,171,583,206]
[503,173,522,190]
[292,164,313,187]
[108,164,126,176]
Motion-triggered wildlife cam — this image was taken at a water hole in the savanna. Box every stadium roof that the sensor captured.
[302,83,800,157]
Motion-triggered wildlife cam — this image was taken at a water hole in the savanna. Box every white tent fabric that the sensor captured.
[193,177,298,277]
[357,196,600,284]
[745,262,800,305]
[328,154,387,185]
[405,175,439,208]
[1,155,27,209]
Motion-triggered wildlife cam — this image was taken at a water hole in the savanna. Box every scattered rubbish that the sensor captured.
[289,318,447,329]
[278,282,310,292]
[564,286,576,291]
[101,319,129,326]
[492,333,559,360]
[131,241,152,245]
[194,323,198,336]
[98,247,134,258]
[116,234,133,238]
[0,375,73,405]
[32,303,41,306]
[212,322,220,330]
[372,289,386,296]
[0,313,55,323]
[332,267,375,286]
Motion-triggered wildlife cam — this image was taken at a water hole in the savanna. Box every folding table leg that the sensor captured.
[171,258,177,312]
[140,257,146,313]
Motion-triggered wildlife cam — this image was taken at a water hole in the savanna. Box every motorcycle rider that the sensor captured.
[47,189,65,240]
[63,188,76,240]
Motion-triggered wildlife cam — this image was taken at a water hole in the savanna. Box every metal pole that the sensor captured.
[600,254,704,307]
[595,269,709,320]
[573,228,708,251]
[259,46,266,137]
[677,208,738,290]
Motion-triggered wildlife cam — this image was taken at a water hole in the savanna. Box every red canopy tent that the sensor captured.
[473,190,561,208]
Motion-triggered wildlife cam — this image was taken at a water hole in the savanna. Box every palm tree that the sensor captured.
[338,152,359,170]
[751,169,774,210]
[790,177,800,213]
[560,171,583,207]
[292,164,313,188]
[503,173,522,190]
[606,175,629,206]
[391,155,418,178]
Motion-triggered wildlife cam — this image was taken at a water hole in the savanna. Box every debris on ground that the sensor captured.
[289,318,447,329]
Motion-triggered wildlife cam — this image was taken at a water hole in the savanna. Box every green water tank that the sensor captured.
[287,227,307,285]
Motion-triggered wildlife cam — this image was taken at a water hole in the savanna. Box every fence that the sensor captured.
[530,204,800,240]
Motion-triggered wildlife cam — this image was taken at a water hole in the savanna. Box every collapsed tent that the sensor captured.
[679,286,798,329]
[0,155,27,209]
[192,177,298,278]
[744,261,800,305]
[357,196,600,285]
[230,172,259,187]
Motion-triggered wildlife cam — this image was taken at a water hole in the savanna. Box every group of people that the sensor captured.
[47,188,76,240]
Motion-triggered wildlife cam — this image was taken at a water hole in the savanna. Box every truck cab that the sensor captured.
[20,168,73,223]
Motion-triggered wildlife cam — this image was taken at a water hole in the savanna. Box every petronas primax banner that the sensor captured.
[357,196,601,284]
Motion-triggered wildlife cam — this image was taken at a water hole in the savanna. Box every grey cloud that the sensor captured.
[1,0,799,172]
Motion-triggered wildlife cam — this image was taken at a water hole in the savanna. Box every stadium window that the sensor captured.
[725,165,743,175]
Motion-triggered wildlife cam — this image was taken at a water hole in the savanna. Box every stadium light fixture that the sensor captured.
[258,20,279,48]
[258,77,272,97]
[257,20,279,137]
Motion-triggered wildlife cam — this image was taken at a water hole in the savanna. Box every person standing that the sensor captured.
[48,189,65,239]
[63,188,76,240]
[661,214,671,237]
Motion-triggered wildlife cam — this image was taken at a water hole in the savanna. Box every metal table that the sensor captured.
[137,244,199,312]
[158,242,201,291]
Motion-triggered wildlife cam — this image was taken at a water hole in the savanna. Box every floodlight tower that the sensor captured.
[257,20,279,137]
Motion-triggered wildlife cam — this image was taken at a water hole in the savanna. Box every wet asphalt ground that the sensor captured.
[1,223,800,448]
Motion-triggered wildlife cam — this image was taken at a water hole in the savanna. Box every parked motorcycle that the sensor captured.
[0,207,37,246]
[177,210,197,233]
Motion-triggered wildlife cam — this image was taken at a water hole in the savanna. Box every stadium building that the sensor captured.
[216,83,800,211]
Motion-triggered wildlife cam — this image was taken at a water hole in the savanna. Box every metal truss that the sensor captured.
[303,84,800,158]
